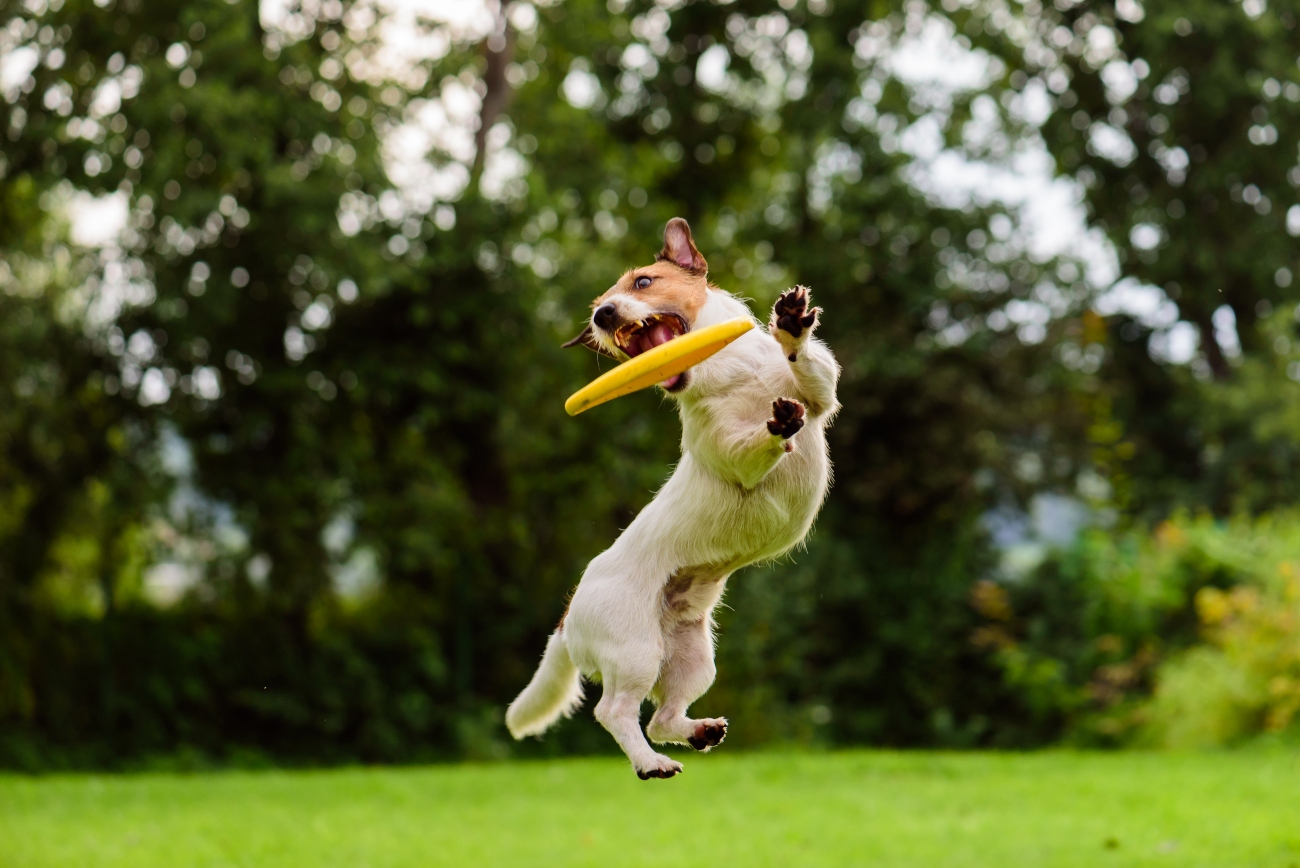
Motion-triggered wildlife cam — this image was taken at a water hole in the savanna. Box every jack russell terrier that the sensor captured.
[507,217,840,779]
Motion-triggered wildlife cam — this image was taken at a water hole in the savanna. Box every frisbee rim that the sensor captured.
[564,317,755,416]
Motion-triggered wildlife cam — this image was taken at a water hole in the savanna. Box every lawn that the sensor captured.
[3,749,1298,867]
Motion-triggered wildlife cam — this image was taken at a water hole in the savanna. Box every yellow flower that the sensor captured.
[1195,587,1229,625]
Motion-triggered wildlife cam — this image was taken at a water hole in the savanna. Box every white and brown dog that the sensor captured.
[506,218,840,779]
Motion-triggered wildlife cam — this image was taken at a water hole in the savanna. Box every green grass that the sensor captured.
[3,750,1299,867]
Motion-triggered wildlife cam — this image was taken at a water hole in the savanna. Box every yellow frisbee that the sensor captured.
[565,317,755,416]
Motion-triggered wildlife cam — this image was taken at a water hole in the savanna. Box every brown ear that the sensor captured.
[562,324,620,360]
[657,217,708,274]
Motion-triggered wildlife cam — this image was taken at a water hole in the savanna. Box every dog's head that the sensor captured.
[563,217,709,393]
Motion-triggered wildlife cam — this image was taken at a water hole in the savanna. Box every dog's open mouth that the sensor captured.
[613,313,689,391]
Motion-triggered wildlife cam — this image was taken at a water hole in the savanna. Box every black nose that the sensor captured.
[593,303,618,331]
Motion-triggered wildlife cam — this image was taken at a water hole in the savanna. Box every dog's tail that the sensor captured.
[505,629,583,739]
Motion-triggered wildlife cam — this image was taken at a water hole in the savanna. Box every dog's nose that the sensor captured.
[593,303,618,331]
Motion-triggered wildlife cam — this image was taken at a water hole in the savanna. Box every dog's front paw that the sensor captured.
[771,286,820,360]
[687,718,728,752]
[767,397,805,440]
[635,755,684,780]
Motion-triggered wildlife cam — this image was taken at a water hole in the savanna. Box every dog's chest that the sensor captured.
[741,437,828,533]
[681,427,830,555]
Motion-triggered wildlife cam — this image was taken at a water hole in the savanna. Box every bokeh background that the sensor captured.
[2,0,1300,770]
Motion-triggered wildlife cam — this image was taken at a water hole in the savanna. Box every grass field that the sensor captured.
[3,749,1299,867]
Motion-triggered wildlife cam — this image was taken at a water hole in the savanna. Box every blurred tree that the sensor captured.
[991,0,1300,515]
[0,0,685,760]
[439,0,1099,746]
[26,0,1295,764]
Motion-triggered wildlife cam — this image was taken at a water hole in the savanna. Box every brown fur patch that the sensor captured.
[563,218,713,357]
[591,261,709,329]
[662,564,729,619]
[663,571,697,614]
[557,585,578,631]
[593,218,710,328]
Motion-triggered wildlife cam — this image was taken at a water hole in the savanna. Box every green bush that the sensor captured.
[972,511,1300,746]
[0,593,636,771]
[1144,577,1300,748]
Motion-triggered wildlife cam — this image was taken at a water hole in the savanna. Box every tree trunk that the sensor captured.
[472,1,515,180]
[1192,311,1232,381]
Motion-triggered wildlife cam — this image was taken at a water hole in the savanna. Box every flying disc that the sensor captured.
[565,317,755,416]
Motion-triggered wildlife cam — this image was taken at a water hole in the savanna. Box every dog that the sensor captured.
[506,217,840,779]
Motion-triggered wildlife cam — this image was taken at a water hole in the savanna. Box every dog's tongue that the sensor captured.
[630,323,677,356]
[648,321,677,349]
[647,323,682,389]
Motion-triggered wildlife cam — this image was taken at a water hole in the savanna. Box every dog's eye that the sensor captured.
[634,276,652,290]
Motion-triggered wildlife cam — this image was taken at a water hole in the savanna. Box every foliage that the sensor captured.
[3,0,1300,766]
[1146,560,1300,748]
[970,511,1300,745]
[0,0,1070,765]
[1000,0,1300,517]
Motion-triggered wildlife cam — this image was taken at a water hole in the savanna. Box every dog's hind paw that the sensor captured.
[687,718,728,752]
[635,756,683,780]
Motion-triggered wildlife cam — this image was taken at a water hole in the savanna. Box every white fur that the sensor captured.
[506,288,840,778]
[504,631,584,738]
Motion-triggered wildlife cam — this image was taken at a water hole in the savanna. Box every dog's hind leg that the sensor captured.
[646,616,728,752]
[592,647,684,780]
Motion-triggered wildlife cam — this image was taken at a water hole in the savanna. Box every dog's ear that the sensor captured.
[562,324,620,360]
[657,217,708,274]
